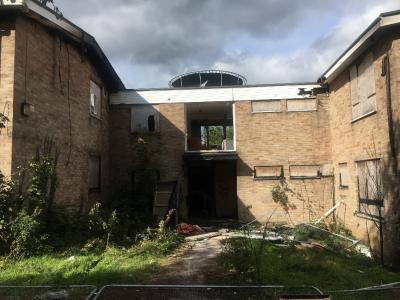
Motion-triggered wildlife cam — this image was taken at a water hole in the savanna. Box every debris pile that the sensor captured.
[176,223,205,236]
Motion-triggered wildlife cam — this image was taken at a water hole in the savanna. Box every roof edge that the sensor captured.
[319,9,400,84]
[1,0,125,91]
[127,82,319,92]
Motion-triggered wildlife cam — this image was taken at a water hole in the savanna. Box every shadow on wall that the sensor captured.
[381,119,400,267]
[236,156,335,226]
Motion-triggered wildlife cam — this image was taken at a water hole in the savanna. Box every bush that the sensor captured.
[137,210,182,256]
[86,203,118,250]
[9,209,49,258]
[0,138,58,258]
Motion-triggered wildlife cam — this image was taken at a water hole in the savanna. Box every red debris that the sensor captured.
[176,223,205,236]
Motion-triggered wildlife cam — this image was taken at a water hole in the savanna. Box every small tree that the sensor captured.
[0,113,8,129]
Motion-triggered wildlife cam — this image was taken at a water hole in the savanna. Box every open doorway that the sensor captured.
[186,160,237,220]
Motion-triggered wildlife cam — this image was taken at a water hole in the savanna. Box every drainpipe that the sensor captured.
[382,54,397,165]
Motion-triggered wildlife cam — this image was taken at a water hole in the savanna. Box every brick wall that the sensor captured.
[0,15,16,177]
[7,15,110,212]
[109,103,185,190]
[235,95,333,224]
[329,33,400,264]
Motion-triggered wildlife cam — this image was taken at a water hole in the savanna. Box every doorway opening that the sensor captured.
[186,159,237,220]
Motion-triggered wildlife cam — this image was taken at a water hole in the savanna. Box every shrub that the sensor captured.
[137,210,182,255]
[0,138,58,257]
[9,209,49,258]
[87,203,118,249]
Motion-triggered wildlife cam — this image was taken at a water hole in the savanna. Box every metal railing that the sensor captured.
[1,283,399,299]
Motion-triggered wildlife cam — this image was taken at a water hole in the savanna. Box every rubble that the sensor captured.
[176,223,205,235]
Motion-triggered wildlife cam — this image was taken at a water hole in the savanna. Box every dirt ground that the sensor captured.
[146,235,227,285]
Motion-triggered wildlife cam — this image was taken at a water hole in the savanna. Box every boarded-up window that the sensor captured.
[350,52,376,120]
[90,81,101,118]
[252,100,281,113]
[339,163,349,188]
[131,105,159,133]
[356,159,382,203]
[287,99,317,112]
[254,166,283,179]
[88,156,101,190]
[290,165,321,179]
[356,159,383,218]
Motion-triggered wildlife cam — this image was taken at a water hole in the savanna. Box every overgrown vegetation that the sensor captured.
[219,237,400,290]
[0,138,182,285]
[0,112,8,129]
[0,138,58,258]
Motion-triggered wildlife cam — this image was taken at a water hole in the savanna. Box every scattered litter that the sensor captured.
[314,201,344,224]
[296,240,326,250]
[355,244,372,258]
[228,230,288,243]
[176,223,205,235]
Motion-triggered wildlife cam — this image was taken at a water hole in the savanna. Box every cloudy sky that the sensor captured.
[54,0,399,88]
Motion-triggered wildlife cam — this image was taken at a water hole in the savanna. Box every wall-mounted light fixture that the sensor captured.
[21,102,35,116]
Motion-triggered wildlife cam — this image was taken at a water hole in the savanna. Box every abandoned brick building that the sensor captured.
[1,1,400,265]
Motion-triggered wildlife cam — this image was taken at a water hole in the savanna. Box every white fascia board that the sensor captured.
[25,0,81,38]
[324,13,400,83]
[110,84,319,105]
[1,0,81,38]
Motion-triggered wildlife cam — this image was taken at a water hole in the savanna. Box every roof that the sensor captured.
[111,83,319,105]
[319,9,400,84]
[0,0,125,92]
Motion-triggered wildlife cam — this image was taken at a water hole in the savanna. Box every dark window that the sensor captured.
[148,115,155,132]
[88,156,101,190]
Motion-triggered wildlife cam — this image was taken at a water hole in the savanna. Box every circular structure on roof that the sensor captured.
[169,70,247,88]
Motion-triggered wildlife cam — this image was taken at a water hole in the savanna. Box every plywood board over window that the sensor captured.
[290,165,321,179]
[88,156,101,190]
[251,100,281,113]
[287,99,317,112]
[131,105,159,133]
[90,80,102,119]
[254,165,283,179]
[339,163,349,188]
[350,52,376,120]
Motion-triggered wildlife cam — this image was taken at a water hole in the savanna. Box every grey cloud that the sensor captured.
[56,0,336,67]
[53,0,396,87]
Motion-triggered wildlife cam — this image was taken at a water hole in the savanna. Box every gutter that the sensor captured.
[0,0,125,91]
[319,10,400,85]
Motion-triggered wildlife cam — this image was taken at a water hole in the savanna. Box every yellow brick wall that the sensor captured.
[0,15,16,178]
[109,103,186,189]
[329,33,400,264]
[235,96,333,224]
[7,15,111,211]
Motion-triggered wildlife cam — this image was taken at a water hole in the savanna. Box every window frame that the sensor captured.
[286,98,318,112]
[251,100,282,113]
[349,52,376,122]
[356,158,383,208]
[339,163,349,189]
[88,155,101,191]
[289,164,321,180]
[254,165,284,180]
[130,105,160,133]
